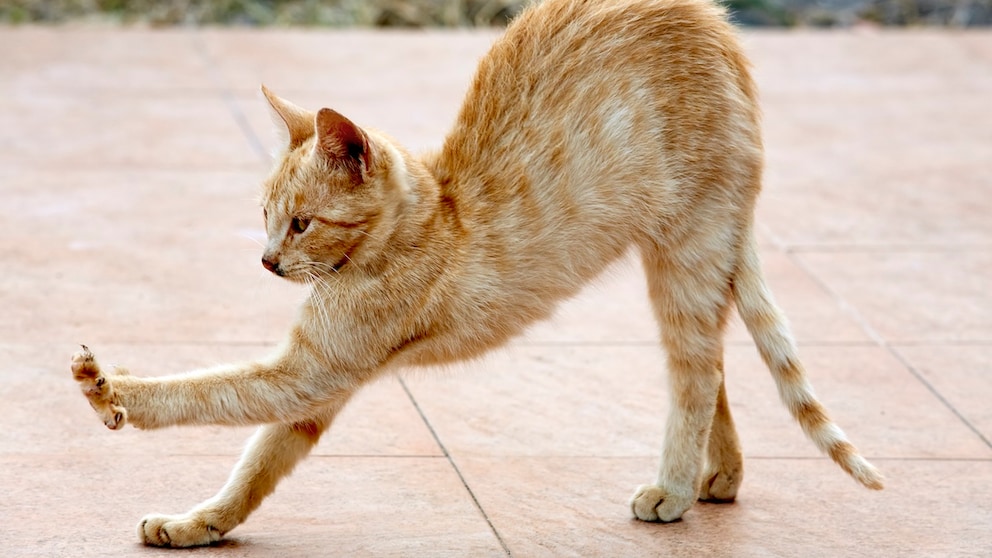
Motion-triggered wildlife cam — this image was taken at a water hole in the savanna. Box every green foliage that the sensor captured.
[0,0,529,26]
[1,0,989,26]
[719,0,793,26]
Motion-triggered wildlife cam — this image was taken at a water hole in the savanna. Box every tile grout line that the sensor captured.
[785,243,992,253]
[186,26,269,163]
[183,31,511,550]
[397,377,513,557]
[782,245,992,451]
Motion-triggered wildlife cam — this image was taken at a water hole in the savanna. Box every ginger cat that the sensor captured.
[70,0,882,547]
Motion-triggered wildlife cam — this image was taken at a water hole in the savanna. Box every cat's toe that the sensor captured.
[103,405,127,430]
[139,513,223,548]
[70,345,99,381]
[630,484,695,522]
[698,469,741,502]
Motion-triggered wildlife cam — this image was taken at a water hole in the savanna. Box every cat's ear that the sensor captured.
[314,107,372,174]
[261,85,313,150]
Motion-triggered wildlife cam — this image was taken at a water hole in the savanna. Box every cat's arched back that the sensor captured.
[71,0,881,547]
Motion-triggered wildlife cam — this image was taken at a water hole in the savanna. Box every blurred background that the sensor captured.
[2,0,990,27]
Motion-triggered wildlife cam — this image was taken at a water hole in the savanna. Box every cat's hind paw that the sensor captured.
[71,345,127,430]
[630,484,695,523]
[139,513,224,547]
[698,467,741,503]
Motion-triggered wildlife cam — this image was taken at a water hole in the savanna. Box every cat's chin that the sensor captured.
[283,258,349,283]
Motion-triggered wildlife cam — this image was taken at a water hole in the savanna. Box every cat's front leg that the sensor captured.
[69,345,351,430]
[138,403,346,547]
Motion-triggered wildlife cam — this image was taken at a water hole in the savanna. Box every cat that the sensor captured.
[70,0,883,547]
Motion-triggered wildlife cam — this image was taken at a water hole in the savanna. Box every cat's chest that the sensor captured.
[300,287,412,367]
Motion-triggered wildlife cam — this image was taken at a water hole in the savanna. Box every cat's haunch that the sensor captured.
[70,0,881,547]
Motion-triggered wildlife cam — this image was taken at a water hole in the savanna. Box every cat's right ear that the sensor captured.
[261,85,313,151]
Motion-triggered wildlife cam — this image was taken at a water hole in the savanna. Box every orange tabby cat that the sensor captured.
[70,0,882,547]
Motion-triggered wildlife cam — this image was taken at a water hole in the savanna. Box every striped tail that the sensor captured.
[732,234,884,490]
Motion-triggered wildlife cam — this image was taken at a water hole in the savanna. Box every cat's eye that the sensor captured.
[291,217,311,234]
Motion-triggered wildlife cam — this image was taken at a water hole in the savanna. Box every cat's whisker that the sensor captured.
[353,229,384,243]
[307,260,344,276]
[240,235,265,249]
[74,2,883,546]
[302,269,334,328]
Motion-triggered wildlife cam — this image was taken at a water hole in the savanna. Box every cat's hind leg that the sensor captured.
[630,239,735,522]
[697,372,744,502]
[138,400,349,547]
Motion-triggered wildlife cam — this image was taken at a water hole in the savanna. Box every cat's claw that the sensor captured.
[71,345,128,430]
[139,513,224,547]
[630,484,695,523]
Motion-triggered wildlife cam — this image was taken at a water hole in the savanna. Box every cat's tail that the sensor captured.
[732,234,884,490]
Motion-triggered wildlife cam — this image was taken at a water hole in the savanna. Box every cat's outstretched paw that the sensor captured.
[630,484,695,522]
[139,513,224,547]
[70,345,127,430]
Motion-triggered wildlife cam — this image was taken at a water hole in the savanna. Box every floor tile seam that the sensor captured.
[396,377,512,557]
[414,454,992,462]
[0,168,264,177]
[11,339,889,349]
[514,340,882,348]
[887,344,992,450]
[186,26,269,163]
[305,454,449,459]
[747,455,992,462]
[6,453,989,462]
[14,341,284,348]
[887,340,992,347]
[1,162,265,172]
[2,88,238,99]
[0,453,447,459]
[785,249,992,451]
[784,244,992,254]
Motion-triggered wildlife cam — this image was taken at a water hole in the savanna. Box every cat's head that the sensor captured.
[258,86,413,282]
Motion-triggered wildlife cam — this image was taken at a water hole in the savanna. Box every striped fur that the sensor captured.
[733,236,884,490]
[71,0,881,546]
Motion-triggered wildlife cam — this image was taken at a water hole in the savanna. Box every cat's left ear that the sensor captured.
[315,108,372,176]
[261,85,312,151]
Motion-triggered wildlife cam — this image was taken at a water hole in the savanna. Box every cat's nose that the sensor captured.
[261,256,282,275]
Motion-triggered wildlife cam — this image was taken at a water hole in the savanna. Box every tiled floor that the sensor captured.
[1,24,990,557]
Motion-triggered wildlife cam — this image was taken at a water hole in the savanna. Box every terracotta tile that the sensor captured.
[744,32,992,249]
[0,454,504,557]
[722,345,992,459]
[798,251,992,343]
[894,344,992,444]
[758,94,992,248]
[519,247,871,345]
[454,456,992,557]
[0,27,210,96]
[758,162,992,249]
[405,344,989,460]
[230,87,459,161]
[0,93,260,170]
[0,343,440,457]
[201,29,494,150]
[3,26,992,558]
[198,29,499,96]
[959,32,992,68]
[747,31,990,96]
[0,169,299,344]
